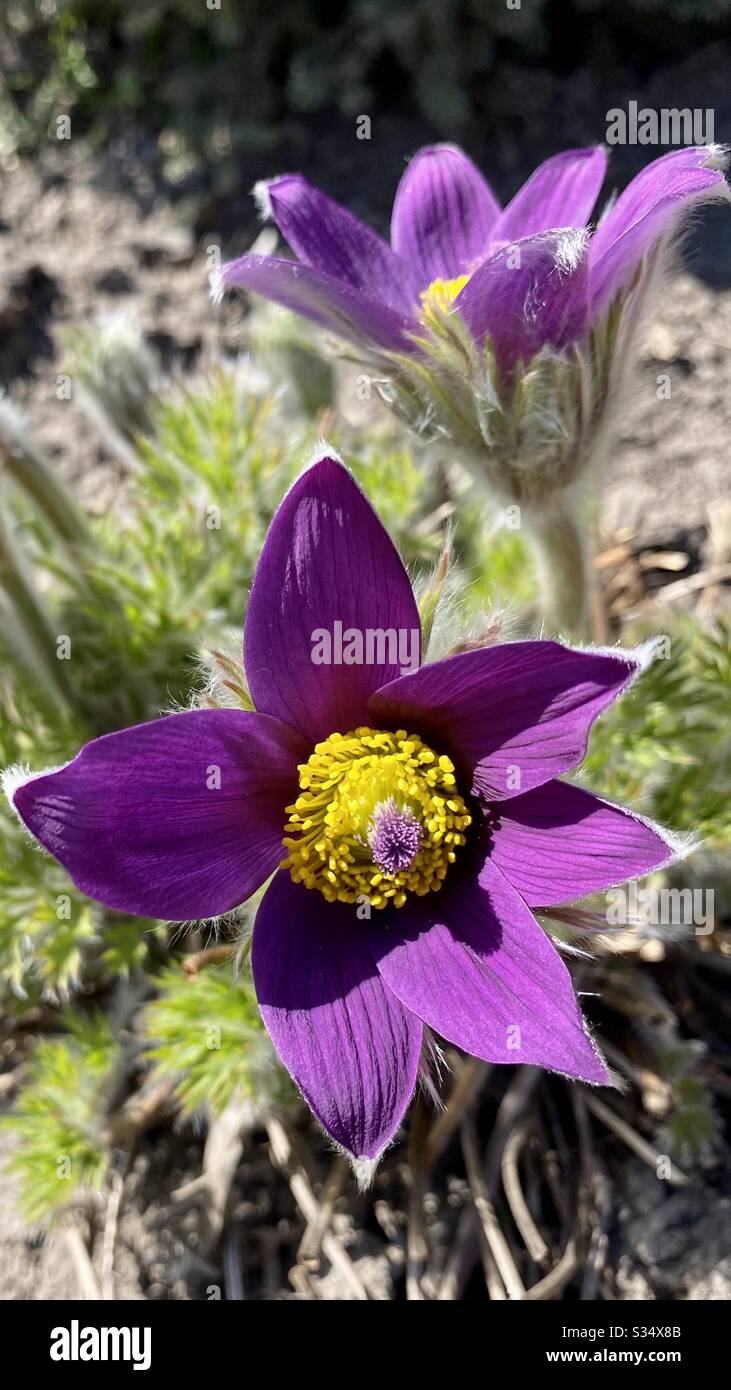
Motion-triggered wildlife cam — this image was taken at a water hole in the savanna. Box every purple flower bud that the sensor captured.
[215,144,729,509]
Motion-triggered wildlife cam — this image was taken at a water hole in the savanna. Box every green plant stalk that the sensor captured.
[1,437,94,551]
[524,497,590,637]
[0,513,76,708]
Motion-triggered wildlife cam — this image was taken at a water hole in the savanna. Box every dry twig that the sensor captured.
[585,1094,689,1185]
[65,1224,101,1300]
[405,1100,430,1300]
[424,1056,489,1172]
[501,1123,550,1267]
[100,1171,124,1300]
[298,1155,349,1266]
[266,1116,370,1301]
[461,1114,525,1300]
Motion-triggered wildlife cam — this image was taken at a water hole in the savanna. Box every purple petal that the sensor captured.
[216,252,416,352]
[10,711,307,920]
[245,453,421,744]
[489,147,607,245]
[489,779,675,906]
[590,146,730,314]
[252,871,422,1159]
[391,143,500,285]
[369,639,645,801]
[370,857,607,1083]
[453,229,589,375]
[262,174,420,310]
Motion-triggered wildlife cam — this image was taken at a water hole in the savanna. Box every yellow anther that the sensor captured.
[281,725,471,910]
[419,274,470,325]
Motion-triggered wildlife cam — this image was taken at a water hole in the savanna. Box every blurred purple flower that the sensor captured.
[6,454,676,1165]
[216,144,728,378]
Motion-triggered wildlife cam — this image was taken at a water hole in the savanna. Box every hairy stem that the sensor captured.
[525,498,591,637]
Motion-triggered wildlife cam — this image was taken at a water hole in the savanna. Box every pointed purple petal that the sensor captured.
[490,147,607,245]
[590,146,730,314]
[217,253,416,352]
[252,872,422,1160]
[391,143,500,285]
[453,229,589,375]
[489,779,675,906]
[10,711,308,920]
[370,857,607,1083]
[368,640,646,801]
[262,174,420,310]
[245,453,421,745]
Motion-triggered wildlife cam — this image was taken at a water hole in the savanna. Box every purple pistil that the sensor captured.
[368,802,422,875]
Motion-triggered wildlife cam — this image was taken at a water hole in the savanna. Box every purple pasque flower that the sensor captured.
[216,146,729,509]
[6,453,676,1165]
[217,143,728,373]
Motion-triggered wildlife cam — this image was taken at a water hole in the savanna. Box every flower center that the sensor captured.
[282,726,472,910]
[419,274,470,325]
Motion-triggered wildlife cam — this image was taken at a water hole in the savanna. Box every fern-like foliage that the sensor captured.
[1,1012,120,1224]
[583,617,731,851]
[142,965,290,1117]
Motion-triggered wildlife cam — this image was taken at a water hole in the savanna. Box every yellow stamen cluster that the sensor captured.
[282,726,472,910]
[419,274,470,325]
